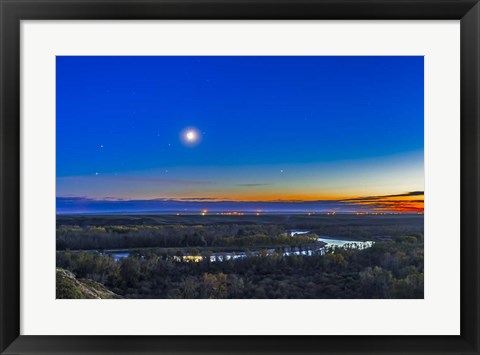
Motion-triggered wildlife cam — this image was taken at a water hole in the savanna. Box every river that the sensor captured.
[106,231,374,262]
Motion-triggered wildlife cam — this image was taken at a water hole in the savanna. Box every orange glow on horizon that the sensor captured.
[226,193,424,213]
[349,194,424,213]
[125,191,424,213]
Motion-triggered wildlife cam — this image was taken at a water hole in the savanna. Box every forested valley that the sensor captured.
[56,214,424,299]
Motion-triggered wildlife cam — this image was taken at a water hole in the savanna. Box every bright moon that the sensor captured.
[186,130,196,141]
[180,127,202,147]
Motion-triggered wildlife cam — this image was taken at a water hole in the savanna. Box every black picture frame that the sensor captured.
[1,0,479,354]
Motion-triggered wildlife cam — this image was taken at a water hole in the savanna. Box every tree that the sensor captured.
[119,258,141,287]
[200,273,228,299]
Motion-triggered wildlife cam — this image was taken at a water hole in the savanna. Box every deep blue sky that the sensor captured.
[57,56,424,212]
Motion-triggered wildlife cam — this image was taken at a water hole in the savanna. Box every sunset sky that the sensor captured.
[56,56,424,213]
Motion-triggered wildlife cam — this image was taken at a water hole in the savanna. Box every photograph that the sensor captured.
[55,56,424,299]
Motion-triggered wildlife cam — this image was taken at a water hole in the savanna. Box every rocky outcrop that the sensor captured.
[56,268,122,299]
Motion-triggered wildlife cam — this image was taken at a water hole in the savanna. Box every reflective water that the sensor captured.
[105,231,374,262]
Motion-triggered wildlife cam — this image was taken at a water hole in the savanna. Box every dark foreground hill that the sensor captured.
[56,268,122,299]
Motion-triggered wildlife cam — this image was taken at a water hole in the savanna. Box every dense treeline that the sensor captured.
[56,234,424,299]
[56,214,424,240]
[56,224,318,250]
